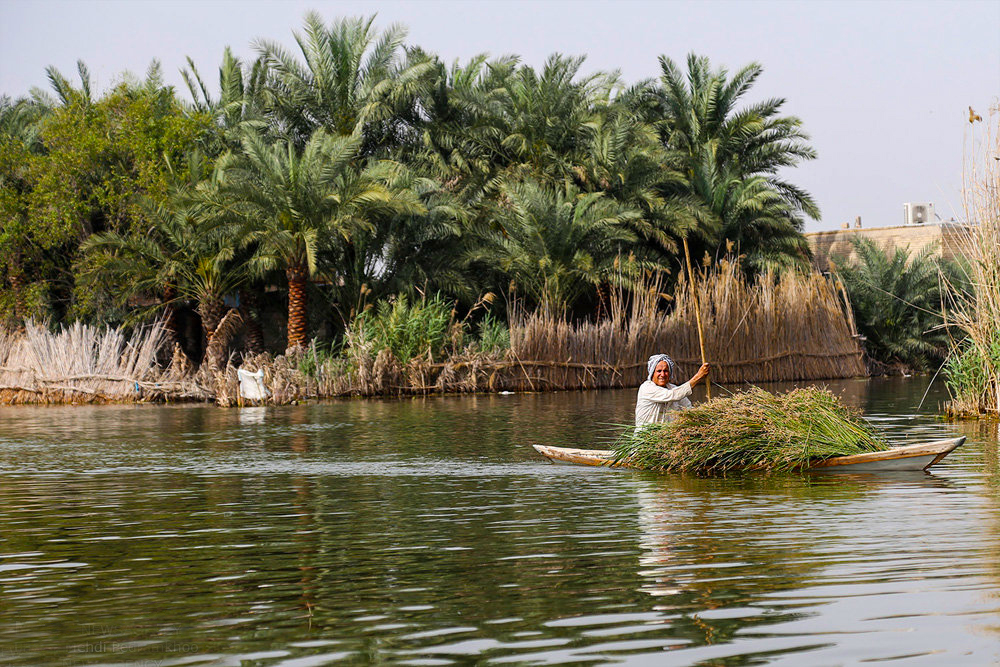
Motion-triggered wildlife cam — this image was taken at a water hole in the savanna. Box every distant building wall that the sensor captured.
[805,223,969,270]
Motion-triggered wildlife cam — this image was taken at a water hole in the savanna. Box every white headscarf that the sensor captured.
[646,354,677,382]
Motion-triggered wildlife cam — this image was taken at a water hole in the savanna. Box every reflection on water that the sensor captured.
[0,378,998,665]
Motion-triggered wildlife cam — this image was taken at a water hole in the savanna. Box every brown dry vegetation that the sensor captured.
[0,264,865,406]
[213,262,864,405]
[497,260,865,391]
[944,104,1000,417]
[0,322,208,404]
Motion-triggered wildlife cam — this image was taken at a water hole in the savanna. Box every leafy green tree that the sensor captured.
[834,237,954,371]
[21,61,210,320]
[0,95,51,323]
[211,129,424,350]
[32,61,206,238]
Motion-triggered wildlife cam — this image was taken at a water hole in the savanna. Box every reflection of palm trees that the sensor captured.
[291,474,318,623]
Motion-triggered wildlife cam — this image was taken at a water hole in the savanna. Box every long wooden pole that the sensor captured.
[683,236,710,399]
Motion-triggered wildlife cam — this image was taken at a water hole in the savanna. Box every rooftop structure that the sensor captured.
[805,202,971,269]
[805,221,970,270]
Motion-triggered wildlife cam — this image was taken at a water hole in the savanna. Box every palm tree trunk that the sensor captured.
[199,299,224,339]
[286,266,308,351]
[7,253,25,326]
[239,288,266,354]
[204,308,243,370]
[198,298,225,364]
[161,285,180,348]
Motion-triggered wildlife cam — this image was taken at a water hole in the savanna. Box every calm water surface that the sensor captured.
[0,378,998,666]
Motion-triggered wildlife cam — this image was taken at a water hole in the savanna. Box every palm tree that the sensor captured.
[690,161,812,272]
[212,129,424,350]
[182,48,275,353]
[414,54,617,197]
[409,53,519,202]
[650,54,819,271]
[497,55,615,185]
[182,47,269,156]
[466,178,643,312]
[254,13,434,151]
[328,166,470,317]
[573,98,706,262]
[79,183,247,364]
[35,60,93,108]
[834,237,953,371]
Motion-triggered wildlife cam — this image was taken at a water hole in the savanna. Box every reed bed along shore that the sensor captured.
[1,264,866,406]
[211,262,864,404]
[945,105,1000,417]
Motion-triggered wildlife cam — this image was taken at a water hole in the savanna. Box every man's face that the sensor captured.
[652,361,670,387]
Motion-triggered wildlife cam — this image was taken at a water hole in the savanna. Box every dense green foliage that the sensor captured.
[1,13,819,357]
[1,63,210,325]
[615,387,888,473]
[834,237,957,371]
[475,313,510,355]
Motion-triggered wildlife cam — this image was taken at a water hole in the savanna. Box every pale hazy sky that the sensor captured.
[2,0,998,232]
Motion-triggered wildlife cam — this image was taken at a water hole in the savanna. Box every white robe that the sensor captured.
[634,380,692,429]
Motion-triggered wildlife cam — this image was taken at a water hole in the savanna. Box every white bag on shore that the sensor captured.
[237,368,269,401]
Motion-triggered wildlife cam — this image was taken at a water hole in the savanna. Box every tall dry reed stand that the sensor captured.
[944,104,1000,416]
[683,236,710,398]
[0,321,205,404]
[504,261,865,390]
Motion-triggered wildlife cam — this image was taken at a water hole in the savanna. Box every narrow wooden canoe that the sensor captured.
[532,436,965,473]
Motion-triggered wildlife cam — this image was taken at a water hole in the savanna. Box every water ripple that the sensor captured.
[0,379,999,665]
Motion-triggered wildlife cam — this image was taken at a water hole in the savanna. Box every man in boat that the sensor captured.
[635,354,710,429]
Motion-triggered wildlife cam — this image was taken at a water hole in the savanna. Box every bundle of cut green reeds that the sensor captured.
[614,387,890,473]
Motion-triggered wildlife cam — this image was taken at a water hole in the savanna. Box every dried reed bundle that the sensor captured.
[504,261,865,391]
[0,321,205,404]
[614,387,889,473]
[945,105,1000,416]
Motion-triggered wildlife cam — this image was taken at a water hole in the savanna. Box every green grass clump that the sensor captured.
[351,294,461,363]
[296,339,341,378]
[615,387,890,473]
[476,312,510,355]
